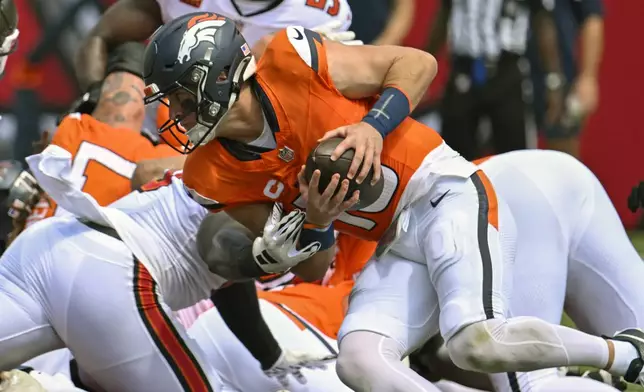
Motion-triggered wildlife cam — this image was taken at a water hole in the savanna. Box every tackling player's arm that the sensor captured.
[225,205,334,282]
[210,281,283,372]
[75,0,162,90]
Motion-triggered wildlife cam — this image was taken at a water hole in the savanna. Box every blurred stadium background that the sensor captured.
[0,0,643,230]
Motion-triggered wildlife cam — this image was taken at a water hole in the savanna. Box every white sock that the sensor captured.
[607,340,639,375]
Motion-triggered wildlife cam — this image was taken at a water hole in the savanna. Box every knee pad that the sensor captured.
[337,332,374,384]
[446,317,563,373]
[337,331,407,390]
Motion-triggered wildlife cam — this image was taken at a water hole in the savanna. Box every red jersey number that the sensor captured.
[305,0,340,16]
[139,170,183,192]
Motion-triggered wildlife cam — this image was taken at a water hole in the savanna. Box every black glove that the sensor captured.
[628,182,644,213]
[56,81,102,125]
[106,41,145,79]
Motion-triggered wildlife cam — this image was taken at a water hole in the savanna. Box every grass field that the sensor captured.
[560,231,644,391]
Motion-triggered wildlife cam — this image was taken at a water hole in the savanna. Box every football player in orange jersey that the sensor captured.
[142,14,644,391]
[10,42,181,241]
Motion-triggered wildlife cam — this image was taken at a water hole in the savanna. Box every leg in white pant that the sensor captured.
[0,224,65,370]
[338,332,442,392]
[337,252,442,392]
[188,298,348,392]
[565,175,644,336]
[1,219,225,392]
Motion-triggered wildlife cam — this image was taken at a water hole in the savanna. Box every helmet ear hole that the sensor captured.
[217,67,230,82]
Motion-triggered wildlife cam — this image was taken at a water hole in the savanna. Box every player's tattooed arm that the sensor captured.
[92,71,146,130]
[326,40,438,111]
[75,0,162,90]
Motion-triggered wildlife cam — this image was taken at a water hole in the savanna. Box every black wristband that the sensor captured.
[210,282,282,369]
[106,41,145,79]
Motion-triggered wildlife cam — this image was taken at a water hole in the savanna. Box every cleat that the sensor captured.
[605,328,644,383]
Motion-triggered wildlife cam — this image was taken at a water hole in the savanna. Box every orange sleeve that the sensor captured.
[258,281,354,339]
[259,26,333,88]
[51,114,83,153]
[182,143,274,212]
[326,235,376,286]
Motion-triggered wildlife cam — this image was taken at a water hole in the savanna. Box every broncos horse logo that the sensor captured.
[177,14,227,64]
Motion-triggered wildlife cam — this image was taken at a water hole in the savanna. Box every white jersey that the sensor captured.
[156,0,352,46]
[109,170,226,309]
[26,146,226,310]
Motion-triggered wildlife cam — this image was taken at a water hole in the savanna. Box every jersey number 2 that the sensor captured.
[305,0,340,16]
[262,166,399,231]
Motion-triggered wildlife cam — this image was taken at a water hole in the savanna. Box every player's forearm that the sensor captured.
[75,36,109,91]
[383,49,437,111]
[75,0,163,90]
[211,281,282,369]
[532,10,563,75]
[578,16,604,79]
[291,247,334,282]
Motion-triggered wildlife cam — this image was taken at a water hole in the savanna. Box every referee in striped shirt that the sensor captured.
[427,0,564,160]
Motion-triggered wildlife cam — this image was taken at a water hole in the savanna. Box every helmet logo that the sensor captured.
[177,14,226,64]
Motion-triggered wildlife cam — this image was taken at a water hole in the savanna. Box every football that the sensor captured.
[304,137,384,211]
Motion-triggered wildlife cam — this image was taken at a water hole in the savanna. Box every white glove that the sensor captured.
[263,350,336,388]
[311,20,363,46]
[252,204,320,274]
[27,371,86,392]
[0,370,45,392]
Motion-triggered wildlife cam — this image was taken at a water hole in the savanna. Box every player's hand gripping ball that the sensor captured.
[304,137,384,211]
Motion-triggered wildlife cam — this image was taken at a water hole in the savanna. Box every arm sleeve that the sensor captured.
[571,0,604,23]
[210,282,282,370]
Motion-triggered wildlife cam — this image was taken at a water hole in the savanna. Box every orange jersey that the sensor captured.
[323,233,376,286]
[25,113,179,226]
[25,195,56,228]
[183,27,444,241]
[473,156,494,165]
[255,234,375,337]
[258,280,354,340]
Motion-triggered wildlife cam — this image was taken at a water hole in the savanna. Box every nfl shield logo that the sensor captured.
[278,146,295,162]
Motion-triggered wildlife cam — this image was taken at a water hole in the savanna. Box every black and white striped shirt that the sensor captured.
[447,0,554,58]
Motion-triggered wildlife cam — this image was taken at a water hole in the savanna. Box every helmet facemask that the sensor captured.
[144,51,256,154]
